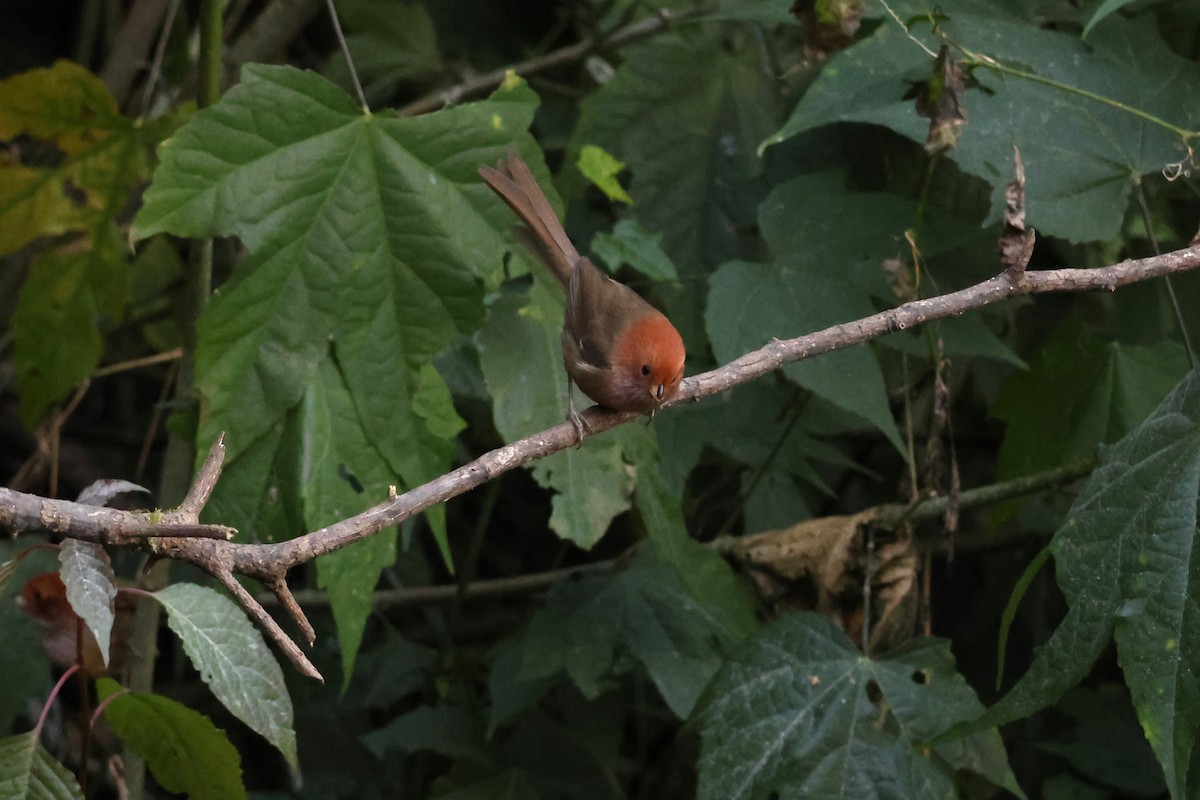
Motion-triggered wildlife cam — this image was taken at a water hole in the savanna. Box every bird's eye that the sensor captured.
[641,364,651,376]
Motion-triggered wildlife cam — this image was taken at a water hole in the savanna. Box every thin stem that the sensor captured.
[399,6,707,116]
[91,688,129,728]
[138,0,181,121]
[197,0,223,108]
[35,665,80,736]
[92,348,183,379]
[448,479,502,635]
[325,0,369,112]
[959,47,1196,141]
[1133,177,1196,368]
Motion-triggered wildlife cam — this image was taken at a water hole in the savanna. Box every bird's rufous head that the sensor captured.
[618,314,686,410]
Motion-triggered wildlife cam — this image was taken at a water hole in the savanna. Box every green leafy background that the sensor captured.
[3,0,1200,797]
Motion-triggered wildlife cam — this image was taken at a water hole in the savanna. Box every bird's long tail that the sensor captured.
[478,149,579,287]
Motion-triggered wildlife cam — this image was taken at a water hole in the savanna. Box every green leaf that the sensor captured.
[696,614,1022,800]
[57,540,117,668]
[707,259,904,453]
[0,731,83,800]
[1037,686,1166,797]
[655,379,848,513]
[349,635,437,709]
[304,355,400,682]
[576,144,633,205]
[431,768,538,800]
[766,7,1200,242]
[97,678,246,800]
[133,64,537,543]
[634,454,761,642]
[154,583,297,769]
[361,702,490,764]
[590,219,679,283]
[487,631,558,734]
[960,370,1200,797]
[1082,0,1137,37]
[993,321,1188,480]
[477,278,634,548]
[573,32,781,345]
[881,315,1025,368]
[11,223,131,424]
[0,602,51,735]
[517,543,756,718]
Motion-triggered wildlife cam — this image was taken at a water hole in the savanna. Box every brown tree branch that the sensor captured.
[4,245,1200,679]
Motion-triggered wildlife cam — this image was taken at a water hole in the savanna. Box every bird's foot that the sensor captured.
[567,406,591,446]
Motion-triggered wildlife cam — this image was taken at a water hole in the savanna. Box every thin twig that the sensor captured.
[92,348,183,379]
[265,561,615,611]
[138,0,181,121]
[325,0,368,112]
[398,6,707,116]
[1133,177,1196,367]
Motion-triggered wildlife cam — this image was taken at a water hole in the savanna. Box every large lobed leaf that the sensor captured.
[133,64,537,671]
[766,2,1200,243]
[966,369,1200,797]
[696,614,1021,800]
[154,583,297,770]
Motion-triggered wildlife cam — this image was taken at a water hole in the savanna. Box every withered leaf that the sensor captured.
[916,45,967,155]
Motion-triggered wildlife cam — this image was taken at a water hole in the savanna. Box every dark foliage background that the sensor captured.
[2,0,1199,798]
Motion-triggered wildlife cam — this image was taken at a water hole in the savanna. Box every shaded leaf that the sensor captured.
[1082,0,1138,37]
[707,259,904,452]
[696,614,1021,800]
[0,731,82,800]
[11,224,131,424]
[960,370,1200,798]
[154,583,297,769]
[993,321,1188,480]
[766,7,1200,242]
[97,678,246,800]
[516,542,756,718]
[361,702,489,765]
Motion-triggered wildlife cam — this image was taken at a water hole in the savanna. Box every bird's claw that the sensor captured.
[567,407,590,446]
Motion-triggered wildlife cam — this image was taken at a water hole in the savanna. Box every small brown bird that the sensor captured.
[479,151,686,423]
[19,572,135,677]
